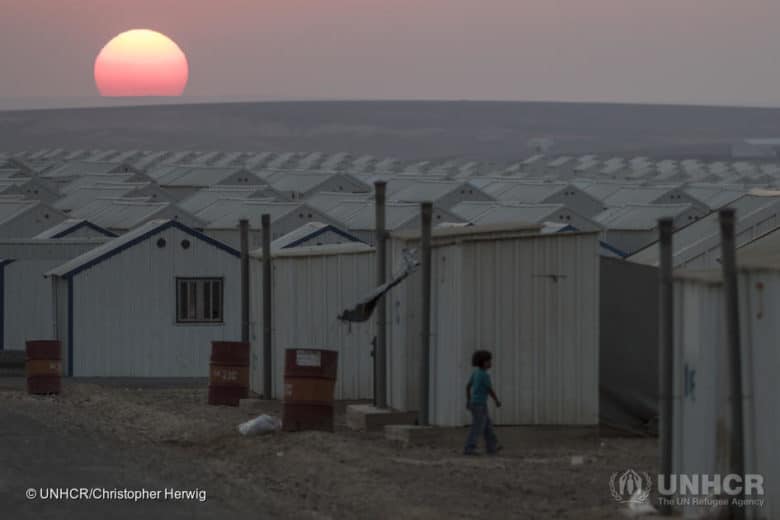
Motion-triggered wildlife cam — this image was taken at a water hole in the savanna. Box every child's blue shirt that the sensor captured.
[469,368,492,405]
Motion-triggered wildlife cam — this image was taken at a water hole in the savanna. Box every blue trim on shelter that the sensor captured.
[0,259,15,351]
[61,220,240,279]
[285,225,366,248]
[599,240,629,259]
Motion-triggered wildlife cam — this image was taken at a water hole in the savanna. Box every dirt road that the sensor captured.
[0,379,656,519]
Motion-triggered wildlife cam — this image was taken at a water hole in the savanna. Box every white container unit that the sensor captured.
[386,225,599,426]
[249,243,376,400]
[0,239,107,351]
[47,220,241,377]
[673,266,780,519]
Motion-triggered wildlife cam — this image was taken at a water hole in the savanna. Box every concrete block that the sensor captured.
[346,404,418,432]
[384,424,443,444]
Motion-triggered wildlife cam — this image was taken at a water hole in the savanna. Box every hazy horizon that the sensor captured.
[4,100,780,160]
[4,1,780,110]
[7,95,780,113]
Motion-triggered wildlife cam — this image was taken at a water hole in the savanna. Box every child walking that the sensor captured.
[463,350,501,455]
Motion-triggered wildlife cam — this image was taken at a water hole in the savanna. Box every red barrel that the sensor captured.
[208,341,250,406]
[283,349,338,432]
[26,340,62,395]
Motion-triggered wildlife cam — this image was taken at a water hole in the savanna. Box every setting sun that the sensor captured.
[94,29,189,97]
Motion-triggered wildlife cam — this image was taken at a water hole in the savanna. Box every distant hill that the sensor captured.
[3,100,780,160]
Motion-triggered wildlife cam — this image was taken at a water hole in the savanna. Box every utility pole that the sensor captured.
[239,219,250,343]
[720,208,745,520]
[419,202,433,426]
[262,214,273,399]
[658,218,674,516]
[374,181,388,408]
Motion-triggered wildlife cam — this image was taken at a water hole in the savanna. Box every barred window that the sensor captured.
[176,278,223,323]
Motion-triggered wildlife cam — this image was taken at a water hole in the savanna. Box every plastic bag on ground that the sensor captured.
[238,414,282,436]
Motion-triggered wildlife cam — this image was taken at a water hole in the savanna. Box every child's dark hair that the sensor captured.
[471,350,492,368]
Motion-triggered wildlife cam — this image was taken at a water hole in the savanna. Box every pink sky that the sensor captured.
[2,0,780,107]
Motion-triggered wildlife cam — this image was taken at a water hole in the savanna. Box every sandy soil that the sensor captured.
[1,379,658,519]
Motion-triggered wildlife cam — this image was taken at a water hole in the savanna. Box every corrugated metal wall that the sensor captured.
[672,269,780,519]
[739,268,780,520]
[249,247,376,400]
[0,240,106,351]
[65,226,240,377]
[388,231,600,426]
[672,275,730,519]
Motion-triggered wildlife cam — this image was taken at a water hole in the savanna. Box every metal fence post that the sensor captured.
[658,217,674,516]
[262,214,273,399]
[375,181,388,408]
[720,208,745,520]
[420,202,433,426]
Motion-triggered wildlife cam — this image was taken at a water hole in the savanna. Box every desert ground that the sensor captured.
[1,378,657,519]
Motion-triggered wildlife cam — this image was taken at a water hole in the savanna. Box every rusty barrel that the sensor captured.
[208,341,249,406]
[26,340,62,395]
[283,349,338,432]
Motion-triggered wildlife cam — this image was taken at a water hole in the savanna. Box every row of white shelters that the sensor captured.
[259,171,371,200]
[0,239,108,351]
[385,225,600,426]
[54,182,175,212]
[46,220,241,377]
[270,222,364,249]
[472,179,605,217]
[200,200,339,248]
[178,185,283,214]
[32,219,116,240]
[450,201,601,232]
[594,203,701,255]
[13,149,780,185]
[0,177,61,205]
[628,191,780,268]
[70,198,204,234]
[149,166,267,199]
[330,201,465,244]
[387,179,494,209]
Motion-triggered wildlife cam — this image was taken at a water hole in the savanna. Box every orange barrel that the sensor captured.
[283,349,338,432]
[207,341,250,406]
[26,340,62,395]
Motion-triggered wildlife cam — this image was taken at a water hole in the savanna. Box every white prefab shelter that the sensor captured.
[271,222,363,249]
[595,203,700,255]
[386,225,599,426]
[476,180,605,217]
[334,202,465,244]
[602,185,710,217]
[673,266,780,519]
[203,201,341,249]
[0,239,108,351]
[33,219,116,240]
[46,220,241,377]
[0,177,61,205]
[450,201,601,233]
[387,180,495,209]
[71,199,205,234]
[628,192,780,269]
[249,243,376,400]
[0,200,67,239]
[262,171,370,200]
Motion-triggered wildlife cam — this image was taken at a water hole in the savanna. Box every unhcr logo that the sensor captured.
[608,470,766,509]
[609,469,652,504]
